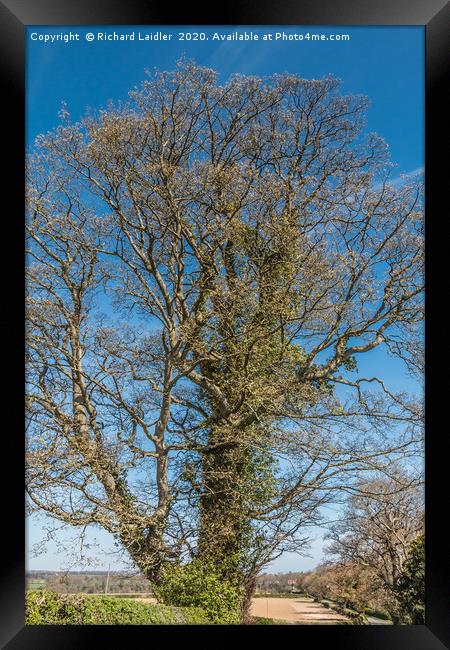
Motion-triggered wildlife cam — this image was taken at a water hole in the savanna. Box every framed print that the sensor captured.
[0,1,448,648]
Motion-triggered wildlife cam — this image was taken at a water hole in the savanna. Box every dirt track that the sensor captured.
[131,594,349,624]
[250,597,349,623]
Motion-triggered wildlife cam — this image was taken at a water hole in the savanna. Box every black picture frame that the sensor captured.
[1,1,448,647]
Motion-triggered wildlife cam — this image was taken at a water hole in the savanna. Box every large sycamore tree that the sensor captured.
[26,61,424,619]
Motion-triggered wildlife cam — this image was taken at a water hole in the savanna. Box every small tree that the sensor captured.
[326,470,424,622]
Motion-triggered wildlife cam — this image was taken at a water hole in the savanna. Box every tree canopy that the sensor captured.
[26,60,424,620]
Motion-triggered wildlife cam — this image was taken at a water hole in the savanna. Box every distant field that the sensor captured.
[126,595,157,604]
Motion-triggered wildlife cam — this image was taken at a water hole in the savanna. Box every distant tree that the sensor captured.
[395,534,425,624]
[326,470,424,622]
[302,562,387,613]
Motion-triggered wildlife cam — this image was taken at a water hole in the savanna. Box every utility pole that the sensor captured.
[105,564,111,594]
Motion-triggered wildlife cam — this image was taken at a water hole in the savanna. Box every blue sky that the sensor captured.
[26,25,424,574]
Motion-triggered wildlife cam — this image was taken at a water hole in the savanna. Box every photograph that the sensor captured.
[22,24,427,628]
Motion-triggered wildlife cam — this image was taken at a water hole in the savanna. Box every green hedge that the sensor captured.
[154,560,242,624]
[26,590,209,625]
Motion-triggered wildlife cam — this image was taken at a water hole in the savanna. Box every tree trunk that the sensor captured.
[241,576,257,623]
[198,423,250,570]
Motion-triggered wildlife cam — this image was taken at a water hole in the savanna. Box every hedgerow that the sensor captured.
[26,590,209,625]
